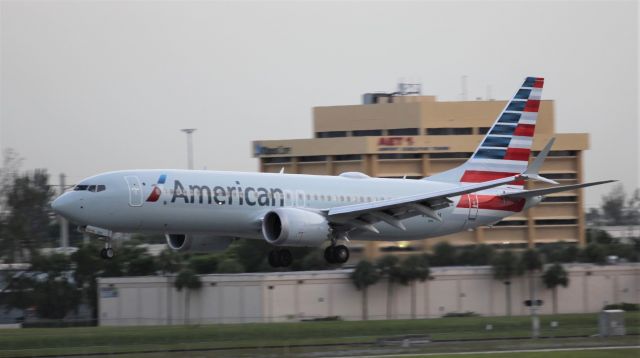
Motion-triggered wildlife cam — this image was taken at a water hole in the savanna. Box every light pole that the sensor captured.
[181,128,196,170]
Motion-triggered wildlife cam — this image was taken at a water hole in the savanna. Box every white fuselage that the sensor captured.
[53,169,532,244]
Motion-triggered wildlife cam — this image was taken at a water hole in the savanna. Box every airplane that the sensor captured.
[52,77,614,267]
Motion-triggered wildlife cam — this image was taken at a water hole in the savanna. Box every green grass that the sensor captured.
[0,312,637,357]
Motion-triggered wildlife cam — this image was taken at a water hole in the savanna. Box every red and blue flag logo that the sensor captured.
[146,174,167,202]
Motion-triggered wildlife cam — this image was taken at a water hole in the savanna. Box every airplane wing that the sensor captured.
[326,175,521,233]
[501,180,616,199]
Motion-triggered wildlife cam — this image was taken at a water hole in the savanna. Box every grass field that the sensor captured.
[0,312,637,357]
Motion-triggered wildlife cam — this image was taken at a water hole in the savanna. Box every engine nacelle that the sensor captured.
[261,208,331,247]
[165,234,234,252]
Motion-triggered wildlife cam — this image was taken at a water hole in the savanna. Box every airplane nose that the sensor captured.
[52,193,77,219]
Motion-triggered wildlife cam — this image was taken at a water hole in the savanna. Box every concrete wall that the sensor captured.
[98,263,640,326]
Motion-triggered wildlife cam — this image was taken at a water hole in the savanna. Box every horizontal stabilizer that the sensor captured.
[503,180,616,199]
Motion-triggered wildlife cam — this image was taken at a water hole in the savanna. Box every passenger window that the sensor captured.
[88,185,96,192]
[97,185,106,192]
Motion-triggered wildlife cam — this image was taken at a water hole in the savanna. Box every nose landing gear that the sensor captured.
[99,237,114,260]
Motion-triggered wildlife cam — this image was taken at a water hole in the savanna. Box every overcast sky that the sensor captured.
[1,0,637,207]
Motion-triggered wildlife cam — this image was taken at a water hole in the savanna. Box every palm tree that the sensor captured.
[491,250,524,316]
[174,268,202,325]
[542,263,569,314]
[350,260,381,320]
[397,254,431,319]
[376,255,400,319]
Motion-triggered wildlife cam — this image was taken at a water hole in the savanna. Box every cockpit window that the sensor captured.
[73,184,106,192]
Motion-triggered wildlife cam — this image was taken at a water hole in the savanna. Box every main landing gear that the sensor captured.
[268,249,293,268]
[324,244,350,264]
[99,237,115,260]
[266,244,350,268]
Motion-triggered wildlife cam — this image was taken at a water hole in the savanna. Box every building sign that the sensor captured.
[254,143,292,156]
[377,137,449,152]
[100,287,118,298]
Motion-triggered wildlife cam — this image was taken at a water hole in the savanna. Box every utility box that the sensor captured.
[599,310,626,336]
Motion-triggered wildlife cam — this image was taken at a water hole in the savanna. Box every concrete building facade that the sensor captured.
[253,94,589,258]
[98,264,639,326]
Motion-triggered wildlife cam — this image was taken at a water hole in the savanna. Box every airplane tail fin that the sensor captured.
[425,76,544,187]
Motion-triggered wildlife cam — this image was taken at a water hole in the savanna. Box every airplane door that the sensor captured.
[295,190,306,207]
[124,176,143,207]
[468,194,479,221]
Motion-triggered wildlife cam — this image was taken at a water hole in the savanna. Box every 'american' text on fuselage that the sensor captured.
[171,180,285,206]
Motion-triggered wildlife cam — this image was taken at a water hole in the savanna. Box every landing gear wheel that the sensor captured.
[268,249,293,268]
[324,245,350,264]
[268,250,281,267]
[333,245,350,264]
[278,249,293,267]
[99,236,115,260]
[324,246,335,263]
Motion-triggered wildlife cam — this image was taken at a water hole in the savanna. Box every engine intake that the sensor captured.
[261,208,330,247]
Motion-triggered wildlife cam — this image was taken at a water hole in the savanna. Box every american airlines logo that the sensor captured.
[171,180,285,207]
[146,174,167,202]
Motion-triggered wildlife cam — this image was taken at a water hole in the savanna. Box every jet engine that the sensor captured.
[165,234,235,252]
[261,208,331,247]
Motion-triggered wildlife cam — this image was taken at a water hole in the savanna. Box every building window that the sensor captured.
[543,173,577,180]
[542,196,577,203]
[478,127,491,134]
[298,155,327,162]
[316,131,347,138]
[378,153,422,160]
[426,127,473,135]
[388,128,419,135]
[263,157,291,163]
[352,129,383,136]
[429,152,472,159]
[535,219,578,226]
[334,154,362,161]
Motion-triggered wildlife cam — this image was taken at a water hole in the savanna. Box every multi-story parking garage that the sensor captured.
[253,90,588,259]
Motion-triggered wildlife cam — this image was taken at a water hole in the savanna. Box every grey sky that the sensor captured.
[1,1,637,207]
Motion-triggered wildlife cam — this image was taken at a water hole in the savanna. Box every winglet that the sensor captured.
[520,138,559,184]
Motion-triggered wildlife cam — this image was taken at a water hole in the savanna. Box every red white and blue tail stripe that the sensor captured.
[428,77,544,188]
